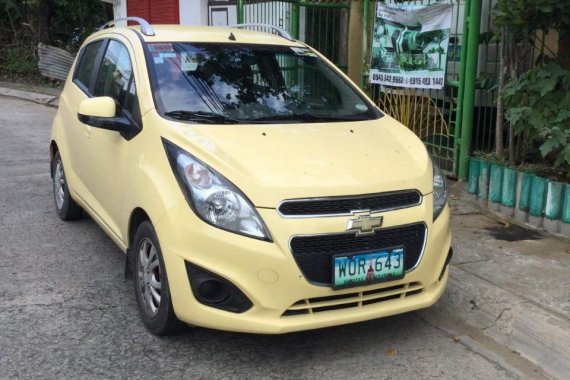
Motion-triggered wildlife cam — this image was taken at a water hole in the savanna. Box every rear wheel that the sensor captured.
[52,152,82,220]
[133,221,184,335]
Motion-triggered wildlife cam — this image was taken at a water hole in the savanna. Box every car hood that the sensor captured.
[162,115,433,208]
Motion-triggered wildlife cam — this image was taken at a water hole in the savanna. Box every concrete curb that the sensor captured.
[435,266,570,379]
[0,86,59,108]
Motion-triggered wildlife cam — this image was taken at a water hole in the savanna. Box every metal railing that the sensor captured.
[229,23,294,40]
[99,17,155,36]
[237,0,350,70]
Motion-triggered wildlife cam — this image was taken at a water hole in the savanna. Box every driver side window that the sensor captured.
[94,40,140,121]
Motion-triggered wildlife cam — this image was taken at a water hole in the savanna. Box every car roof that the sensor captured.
[94,25,306,47]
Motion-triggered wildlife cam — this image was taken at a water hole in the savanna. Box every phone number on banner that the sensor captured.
[370,73,445,89]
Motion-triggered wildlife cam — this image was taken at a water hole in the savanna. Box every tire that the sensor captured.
[52,152,83,221]
[132,221,184,335]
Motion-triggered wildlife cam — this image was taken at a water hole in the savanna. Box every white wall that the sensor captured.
[101,0,127,22]
[208,5,237,26]
[179,0,208,25]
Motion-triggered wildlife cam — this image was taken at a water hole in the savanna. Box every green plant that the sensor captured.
[473,151,508,165]
[399,54,414,71]
[0,46,40,79]
[492,0,570,163]
[502,62,570,168]
[415,30,449,51]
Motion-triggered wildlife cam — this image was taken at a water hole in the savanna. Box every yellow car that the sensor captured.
[50,17,451,335]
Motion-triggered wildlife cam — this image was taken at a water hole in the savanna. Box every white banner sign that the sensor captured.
[369,3,453,89]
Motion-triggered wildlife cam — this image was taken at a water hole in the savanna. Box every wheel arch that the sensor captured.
[50,140,59,178]
[125,207,152,279]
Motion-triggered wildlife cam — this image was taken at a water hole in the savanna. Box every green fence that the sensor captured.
[237,0,350,70]
[364,0,473,177]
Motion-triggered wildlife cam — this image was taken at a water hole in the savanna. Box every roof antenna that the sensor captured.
[228,32,236,41]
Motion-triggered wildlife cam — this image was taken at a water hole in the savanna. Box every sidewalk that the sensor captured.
[0,81,61,108]
[2,84,569,378]
[429,181,570,379]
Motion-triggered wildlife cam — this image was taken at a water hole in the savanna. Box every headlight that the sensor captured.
[163,139,271,241]
[432,158,448,220]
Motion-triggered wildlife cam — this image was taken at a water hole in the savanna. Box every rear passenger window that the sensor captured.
[94,40,139,118]
[75,41,103,90]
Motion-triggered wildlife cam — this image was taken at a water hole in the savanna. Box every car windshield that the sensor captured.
[148,42,382,124]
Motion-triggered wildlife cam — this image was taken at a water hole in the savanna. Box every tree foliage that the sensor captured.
[0,0,112,81]
[491,0,570,169]
[502,62,570,168]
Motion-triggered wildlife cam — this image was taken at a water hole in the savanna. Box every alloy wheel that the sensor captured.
[54,160,65,210]
[137,238,162,318]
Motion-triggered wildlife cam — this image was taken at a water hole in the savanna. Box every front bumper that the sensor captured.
[155,194,451,334]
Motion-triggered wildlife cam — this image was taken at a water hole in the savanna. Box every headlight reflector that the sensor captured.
[432,158,448,219]
[164,139,271,241]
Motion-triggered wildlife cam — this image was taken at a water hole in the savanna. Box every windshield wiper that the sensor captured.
[164,110,241,124]
[249,113,368,123]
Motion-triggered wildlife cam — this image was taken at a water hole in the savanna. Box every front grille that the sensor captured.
[278,190,422,217]
[282,282,424,316]
[290,223,426,285]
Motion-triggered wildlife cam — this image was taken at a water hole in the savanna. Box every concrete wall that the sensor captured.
[179,0,208,25]
[103,0,127,23]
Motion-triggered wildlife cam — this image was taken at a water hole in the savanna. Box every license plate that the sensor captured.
[332,247,404,289]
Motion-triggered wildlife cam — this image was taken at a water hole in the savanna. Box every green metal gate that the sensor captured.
[364,0,496,179]
[237,0,350,70]
[364,0,470,177]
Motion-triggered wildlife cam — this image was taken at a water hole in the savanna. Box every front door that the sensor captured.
[75,37,142,245]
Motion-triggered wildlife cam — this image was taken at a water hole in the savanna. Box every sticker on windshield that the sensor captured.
[355,104,368,111]
[159,52,177,59]
[181,52,199,72]
[290,47,317,57]
[148,43,174,52]
[153,55,164,64]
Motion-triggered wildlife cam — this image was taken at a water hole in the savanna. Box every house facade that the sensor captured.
[102,0,237,27]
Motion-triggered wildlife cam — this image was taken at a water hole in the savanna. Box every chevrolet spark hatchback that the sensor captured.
[50,18,451,335]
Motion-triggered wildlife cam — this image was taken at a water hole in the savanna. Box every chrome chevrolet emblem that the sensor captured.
[346,215,383,236]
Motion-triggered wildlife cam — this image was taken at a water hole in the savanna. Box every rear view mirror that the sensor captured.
[78,96,139,140]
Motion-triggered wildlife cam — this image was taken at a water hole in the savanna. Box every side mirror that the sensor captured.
[78,97,138,139]
[78,96,117,119]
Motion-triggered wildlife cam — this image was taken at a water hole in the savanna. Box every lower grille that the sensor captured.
[290,223,426,285]
[282,282,424,316]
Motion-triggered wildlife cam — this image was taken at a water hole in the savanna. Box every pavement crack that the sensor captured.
[481,308,508,331]
[480,300,530,331]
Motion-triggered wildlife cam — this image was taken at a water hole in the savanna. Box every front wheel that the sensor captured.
[132,221,184,335]
[52,152,82,220]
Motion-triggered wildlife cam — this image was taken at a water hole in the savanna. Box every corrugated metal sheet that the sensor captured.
[37,43,75,81]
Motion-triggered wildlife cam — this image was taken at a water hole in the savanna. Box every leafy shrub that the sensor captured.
[0,47,40,80]
[502,62,570,168]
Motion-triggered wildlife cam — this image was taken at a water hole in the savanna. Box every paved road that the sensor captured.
[0,96,519,379]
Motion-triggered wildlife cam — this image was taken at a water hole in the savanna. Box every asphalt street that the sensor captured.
[0,96,522,379]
